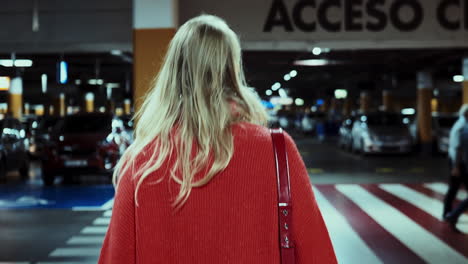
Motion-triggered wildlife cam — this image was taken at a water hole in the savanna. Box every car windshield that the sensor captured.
[364,113,404,127]
[62,115,112,133]
[437,116,457,128]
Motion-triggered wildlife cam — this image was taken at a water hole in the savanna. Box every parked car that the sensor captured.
[29,116,62,159]
[41,113,131,185]
[338,117,354,150]
[408,113,458,153]
[0,116,30,180]
[351,112,412,154]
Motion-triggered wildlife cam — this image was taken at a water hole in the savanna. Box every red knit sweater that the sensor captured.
[98,122,337,264]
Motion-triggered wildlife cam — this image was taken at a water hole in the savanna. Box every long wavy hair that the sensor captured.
[113,15,268,208]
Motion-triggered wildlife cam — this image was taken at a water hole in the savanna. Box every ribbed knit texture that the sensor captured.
[98,122,337,264]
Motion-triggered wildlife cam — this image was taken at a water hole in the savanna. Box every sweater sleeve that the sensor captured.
[284,132,337,264]
[98,169,136,264]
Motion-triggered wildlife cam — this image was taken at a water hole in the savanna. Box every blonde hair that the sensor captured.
[113,15,268,208]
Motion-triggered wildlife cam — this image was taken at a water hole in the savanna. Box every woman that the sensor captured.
[99,15,336,264]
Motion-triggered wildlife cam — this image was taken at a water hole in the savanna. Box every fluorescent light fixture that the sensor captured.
[265,89,273,96]
[0,76,10,91]
[312,47,322,55]
[110,50,123,56]
[75,79,82,85]
[278,88,287,98]
[0,59,33,67]
[59,61,68,84]
[334,89,348,99]
[295,98,304,106]
[41,74,47,93]
[272,82,281,91]
[290,70,297,77]
[284,74,291,81]
[270,96,293,106]
[105,83,120,89]
[88,79,104,85]
[294,59,329,66]
[453,75,464,82]
[401,108,416,115]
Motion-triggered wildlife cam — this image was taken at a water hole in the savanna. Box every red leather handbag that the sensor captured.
[270,128,296,264]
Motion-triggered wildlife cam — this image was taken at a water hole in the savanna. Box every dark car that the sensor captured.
[29,116,62,159]
[41,113,130,185]
[0,117,30,180]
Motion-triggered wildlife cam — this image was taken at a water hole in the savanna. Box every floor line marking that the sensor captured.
[80,226,108,235]
[336,184,468,264]
[48,247,101,257]
[100,198,114,210]
[313,187,383,264]
[103,210,112,217]
[424,182,468,201]
[93,217,111,225]
[67,235,105,245]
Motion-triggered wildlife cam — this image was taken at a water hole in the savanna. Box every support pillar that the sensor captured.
[133,0,177,113]
[463,58,468,104]
[360,91,370,113]
[342,98,352,117]
[85,92,94,113]
[417,71,433,154]
[382,90,393,112]
[53,93,66,117]
[124,99,132,115]
[8,77,23,119]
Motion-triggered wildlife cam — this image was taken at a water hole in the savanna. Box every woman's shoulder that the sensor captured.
[231,122,296,147]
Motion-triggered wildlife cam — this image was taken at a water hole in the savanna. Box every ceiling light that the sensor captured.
[295,98,304,106]
[278,88,287,98]
[401,108,416,115]
[284,74,291,81]
[294,59,329,66]
[334,89,348,99]
[312,47,322,55]
[290,70,297,77]
[272,82,281,91]
[88,79,104,85]
[111,50,123,56]
[265,89,273,96]
[453,75,464,82]
[0,59,33,67]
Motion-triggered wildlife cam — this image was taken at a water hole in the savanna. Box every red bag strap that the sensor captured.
[270,128,296,264]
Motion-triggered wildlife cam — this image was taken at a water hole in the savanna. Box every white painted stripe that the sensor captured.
[336,184,468,264]
[101,198,114,210]
[81,226,108,235]
[67,235,105,245]
[424,182,468,200]
[71,206,105,211]
[313,187,383,264]
[93,217,111,225]
[49,247,101,257]
[380,184,468,233]
[103,210,112,217]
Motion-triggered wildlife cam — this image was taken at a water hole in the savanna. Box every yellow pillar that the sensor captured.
[59,93,66,116]
[85,93,94,113]
[382,90,393,112]
[463,58,468,104]
[8,77,23,119]
[417,71,433,151]
[35,105,44,116]
[24,103,30,115]
[124,99,132,115]
[360,91,370,113]
[133,0,177,113]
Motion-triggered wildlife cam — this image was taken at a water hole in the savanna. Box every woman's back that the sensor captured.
[99,122,336,263]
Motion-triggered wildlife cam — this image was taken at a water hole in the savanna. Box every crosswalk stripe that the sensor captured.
[80,226,108,235]
[314,187,383,264]
[424,182,468,200]
[49,247,101,257]
[380,184,468,233]
[67,236,105,245]
[336,184,468,264]
[37,262,95,264]
[103,210,112,217]
[93,217,111,225]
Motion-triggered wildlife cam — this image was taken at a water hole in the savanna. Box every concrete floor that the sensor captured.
[0,136,462,264]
